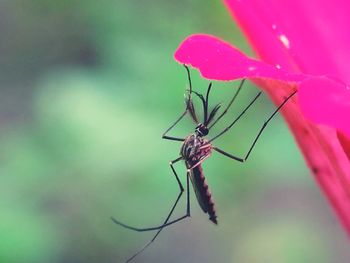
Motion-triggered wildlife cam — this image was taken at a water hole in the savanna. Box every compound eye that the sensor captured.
[195,123,209,136]
[200,127,209,136]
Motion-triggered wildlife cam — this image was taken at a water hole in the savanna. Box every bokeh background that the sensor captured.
[1,1,349,263]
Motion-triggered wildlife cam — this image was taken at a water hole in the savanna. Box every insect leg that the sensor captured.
[203,82,212,123]
[212,147,244,162]
[162,110,187,142]
[112,157,190,263]
[162,65,196,142]
[111,157,190,232]
[209,79,245,129]
[209,91,262,143]
[121,157,190,263]
[184,64,193,94]
[212,91,297,162]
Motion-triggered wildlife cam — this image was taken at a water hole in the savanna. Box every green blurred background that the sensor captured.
[0,1,349,263]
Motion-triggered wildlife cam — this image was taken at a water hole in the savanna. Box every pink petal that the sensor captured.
[223,0,350,236]
[174,31,350,234]
[225,0,350,83]
[338,131,350,161]
[175,34,350,141]
[299,77,350,137]
[174,34,305,82]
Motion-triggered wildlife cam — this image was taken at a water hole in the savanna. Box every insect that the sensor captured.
[112,65,297,262]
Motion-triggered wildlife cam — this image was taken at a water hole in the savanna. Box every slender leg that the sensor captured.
[111,157,190,232]
[212,91,297,162]
[204,82,212,123]
[122,193,183,263]
[209,91,262,143]
[162,110,187,142]
[184,64,193,94]
[213,147,243,162]
[209,79,245,129]
[162,65,196,141]
[185,65,199,124]
[117,164,191,263]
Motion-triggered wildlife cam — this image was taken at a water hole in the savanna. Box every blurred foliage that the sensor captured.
[0,1,349,263]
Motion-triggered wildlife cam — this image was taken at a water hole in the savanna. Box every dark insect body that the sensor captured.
[181,133,217,224]
[112,65,297,262]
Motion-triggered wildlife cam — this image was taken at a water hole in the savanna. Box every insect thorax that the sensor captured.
[180,134,212,165]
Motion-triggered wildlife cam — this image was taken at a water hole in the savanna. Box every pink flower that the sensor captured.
[174,0,350,234]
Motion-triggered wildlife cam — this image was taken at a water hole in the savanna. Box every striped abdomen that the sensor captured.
[188,164,217,224]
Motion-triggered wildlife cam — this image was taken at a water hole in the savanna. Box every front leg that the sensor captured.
[162,110,187,142]
[212,90,297,163]
[162,65,198,142]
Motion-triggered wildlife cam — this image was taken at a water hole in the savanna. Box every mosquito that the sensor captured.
[112,65,297,262]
